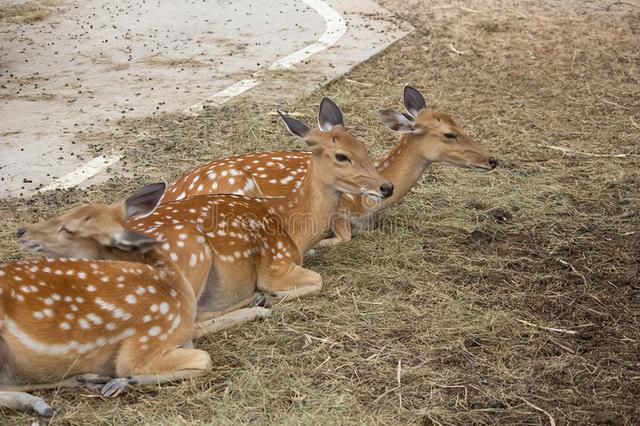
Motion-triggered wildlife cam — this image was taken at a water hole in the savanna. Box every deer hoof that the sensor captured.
[250,293,272,307]
[32,397,54,417]
[100,378,130,397]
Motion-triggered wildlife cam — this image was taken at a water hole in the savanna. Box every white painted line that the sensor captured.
[38,154,121,192]
[183,78,261,114]
[186,0,347,114]
[44,0,348,191]
[270,0,347,70]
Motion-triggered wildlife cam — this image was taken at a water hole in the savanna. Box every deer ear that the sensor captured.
[124,182,166,220]
[403,85,427,118]
[378,110,421,134]
[112,230,161,254]
[318,97,344,131]
[278,110,310,139]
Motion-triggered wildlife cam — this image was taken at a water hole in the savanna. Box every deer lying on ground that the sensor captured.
[1,184,212,417]
[162,86,496,246]
[19,98,392,338]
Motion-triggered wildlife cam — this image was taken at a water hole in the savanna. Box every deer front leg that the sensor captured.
[193,290,272,338]
[317,211,352,247]
[192,306,272,339]
[196,292,267,322]
[0,391,53,417]
[259,262,323,300]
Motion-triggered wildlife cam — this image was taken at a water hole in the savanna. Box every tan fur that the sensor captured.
[159,110,494,245]
[0,254,201,383]
[162,124,389,252]
[0,250,212,415]
[20,103,389,336]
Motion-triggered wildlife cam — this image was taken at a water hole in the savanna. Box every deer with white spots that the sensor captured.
[163,86,496,246]
[1,185,212,417]
[19,98,392,338]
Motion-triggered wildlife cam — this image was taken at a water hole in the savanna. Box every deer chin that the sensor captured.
[438,160,492,172]
[19,239,44,253]
[468,164,493,172]
[361,189,383,202]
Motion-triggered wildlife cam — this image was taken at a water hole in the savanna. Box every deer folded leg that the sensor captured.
[271,284,322,299]
[71,373,114,386]
[196,293,264,322]
[192,307,272,339]
[0,391,53,417]
[100,368,208,397]
[259,263,323,300]
[317,211,352,247]
[105,347,212,397]
[1,373,117,395]
[70,374,117,392]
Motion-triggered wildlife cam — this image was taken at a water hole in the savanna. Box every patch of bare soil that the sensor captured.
[139,54,209,68]
[1,0,639,424]
[0,0,61,24]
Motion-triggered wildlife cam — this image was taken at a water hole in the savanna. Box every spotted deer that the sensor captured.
[19,98,392,337]
[1,184,213,417]
[163,86,496,246]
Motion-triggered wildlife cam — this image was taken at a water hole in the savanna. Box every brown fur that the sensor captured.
[157,106,494,246]
[20,103,390,329]
[0,239,211,417]
[0,254,202,385]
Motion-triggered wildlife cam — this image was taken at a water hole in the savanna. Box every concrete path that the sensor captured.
[0,0,411,197]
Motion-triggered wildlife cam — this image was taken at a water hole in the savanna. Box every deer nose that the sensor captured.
[16,227,26,238]
[489,157,498,169]
[380,183,394,198]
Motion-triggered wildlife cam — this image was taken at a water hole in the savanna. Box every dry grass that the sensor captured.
[139,55,208,68]
[0,2,52,25]
[1,0,639,424]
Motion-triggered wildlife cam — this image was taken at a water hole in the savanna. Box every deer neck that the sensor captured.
[99,246,146,263]
[271,159,341,254]
[373,135,430,210]
[124,207,215,299]
[158,220,213,301]
[99,238,210,301]
[143,249,198,306]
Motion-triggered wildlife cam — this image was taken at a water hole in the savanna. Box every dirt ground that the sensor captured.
[1,0,639,424]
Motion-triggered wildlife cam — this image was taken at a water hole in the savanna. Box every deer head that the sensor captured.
[378,86,497,171]
[278,98,394,201]
[17,183,166,259]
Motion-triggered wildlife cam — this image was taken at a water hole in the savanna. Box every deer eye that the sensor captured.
[443,133,457,140]
[335,153,350,162]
